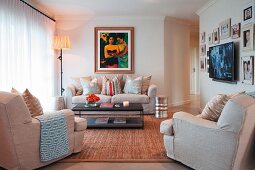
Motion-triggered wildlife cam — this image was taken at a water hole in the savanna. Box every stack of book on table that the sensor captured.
[100,103,113,108]
[114,117,126,124]
[95,117,109,124]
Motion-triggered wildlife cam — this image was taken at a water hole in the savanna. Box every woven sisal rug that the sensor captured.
[61,115,174,162]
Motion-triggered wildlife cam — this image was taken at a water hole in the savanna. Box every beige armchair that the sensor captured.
[160,94,255,170]
[0,91,87,170]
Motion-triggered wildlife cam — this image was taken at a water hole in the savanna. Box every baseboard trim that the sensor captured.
[168,100,191,107]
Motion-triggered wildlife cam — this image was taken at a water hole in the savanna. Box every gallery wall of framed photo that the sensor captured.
[198,0,255,107]
[199,0,255,86]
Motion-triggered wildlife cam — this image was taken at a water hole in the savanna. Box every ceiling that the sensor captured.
[32,0,210,24]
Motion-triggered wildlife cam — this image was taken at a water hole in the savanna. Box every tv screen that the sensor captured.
[209,42,235,82]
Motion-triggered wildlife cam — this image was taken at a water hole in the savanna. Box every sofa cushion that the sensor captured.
[123,76,142,94]
[72,94,111,103]
[101,76,121,96]
[71,76,91,95]
[111,94,149,104]
[80,78,101,95]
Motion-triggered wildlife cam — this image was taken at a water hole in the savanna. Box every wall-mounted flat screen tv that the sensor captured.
[209,42,236,82]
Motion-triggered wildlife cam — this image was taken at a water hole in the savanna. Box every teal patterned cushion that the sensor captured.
[80,78,100,95]
[124,76,142,94]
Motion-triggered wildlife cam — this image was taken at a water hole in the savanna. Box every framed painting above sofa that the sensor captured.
[94,27,134,74]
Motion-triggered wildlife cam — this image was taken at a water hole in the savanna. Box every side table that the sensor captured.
[155,95,168,118]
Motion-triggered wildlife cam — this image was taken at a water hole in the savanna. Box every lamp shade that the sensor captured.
[53,36,71,50]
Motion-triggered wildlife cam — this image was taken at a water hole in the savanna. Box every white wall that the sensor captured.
[198,0,255,107]
[164,17,191,106]
[56,16,165,94]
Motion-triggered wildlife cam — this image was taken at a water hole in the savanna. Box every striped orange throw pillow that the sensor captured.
[101,76,121,96]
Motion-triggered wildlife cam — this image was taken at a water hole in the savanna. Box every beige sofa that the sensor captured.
[160,94,255,170]
[65,75,157,114]
[0,91,87,170]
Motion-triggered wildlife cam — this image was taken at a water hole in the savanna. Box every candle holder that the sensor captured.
[123,101,129,107]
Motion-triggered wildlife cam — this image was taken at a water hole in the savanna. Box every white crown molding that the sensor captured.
[164,16,191,26]
[55,15,165,21]
[196,0,217,16]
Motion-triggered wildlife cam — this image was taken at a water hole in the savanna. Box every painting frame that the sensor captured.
[242,24,254,51]
[242,1,255,25]
[200,44,206,56]
[220,18,231,40]
[213,27,220,44]
[232,23,241,39]
[200,32,205,43]
[200,57,206,72]
[241,56,254,85]
[94,27,134,74]
[208,33,213,45]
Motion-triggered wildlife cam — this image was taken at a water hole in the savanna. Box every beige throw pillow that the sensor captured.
[22,89,43,117]
[201,94,229,121]
[71,76,91,95]
[11,88,43,117]
[141,75,152,95]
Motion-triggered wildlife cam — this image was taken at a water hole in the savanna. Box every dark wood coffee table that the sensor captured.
[72,103,144,128]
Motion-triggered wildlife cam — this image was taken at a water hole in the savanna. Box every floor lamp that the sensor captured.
[53,36,71,96]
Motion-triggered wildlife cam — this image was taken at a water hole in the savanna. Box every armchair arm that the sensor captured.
[148,84,157,97]
[160,119,174,136]
[173,111,218,129]
[65,84,76,109]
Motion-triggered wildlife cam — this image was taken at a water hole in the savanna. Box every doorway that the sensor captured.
[190,47,199,95]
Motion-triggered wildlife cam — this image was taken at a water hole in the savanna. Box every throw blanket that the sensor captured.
[35,112,69,162]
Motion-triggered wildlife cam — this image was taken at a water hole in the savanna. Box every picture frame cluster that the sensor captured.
[200,0,255,85]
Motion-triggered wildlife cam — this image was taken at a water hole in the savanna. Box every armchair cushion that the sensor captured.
[11,88,43,117]
[200,94,229,121]
[22,89,43,117]
[217,94,255,133]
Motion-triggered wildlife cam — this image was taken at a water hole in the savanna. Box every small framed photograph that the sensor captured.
[241,56,254,85]
[200,44,206,56]
[220,18,231,39]
[200,57,206,72]
[232,23,241,39]
[242,1,254,25]
[208,33,213,45]
[200,32,205,43]
[213,28,220,44]
[242,24,254,51]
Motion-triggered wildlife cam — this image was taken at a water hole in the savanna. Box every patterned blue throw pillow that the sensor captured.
[80,78,100,95]
[123,76,142,94]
